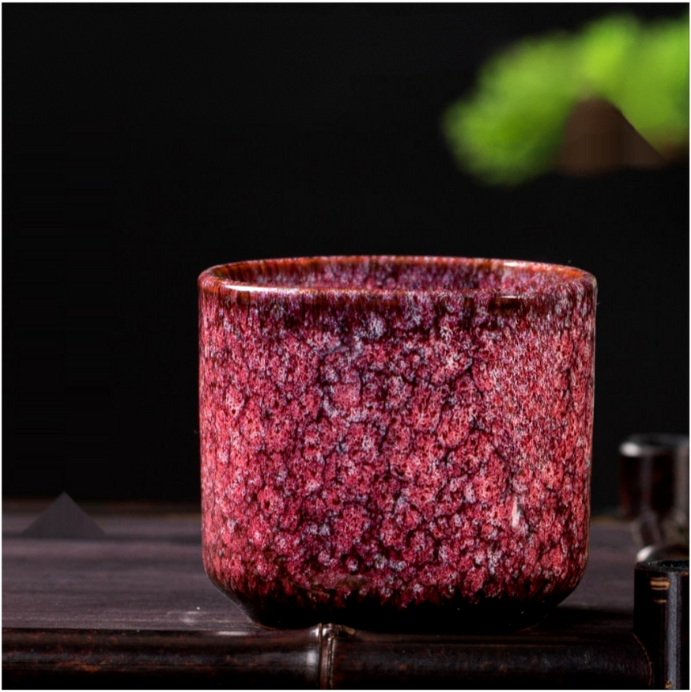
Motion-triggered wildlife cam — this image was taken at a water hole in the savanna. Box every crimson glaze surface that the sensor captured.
[199,257,597,631]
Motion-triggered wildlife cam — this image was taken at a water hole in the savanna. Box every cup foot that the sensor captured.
[228,589,560,634]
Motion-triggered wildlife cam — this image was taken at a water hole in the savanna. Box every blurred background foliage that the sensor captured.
[443,13,689,185]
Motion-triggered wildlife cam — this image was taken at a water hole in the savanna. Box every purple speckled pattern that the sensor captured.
[199,256,597,630]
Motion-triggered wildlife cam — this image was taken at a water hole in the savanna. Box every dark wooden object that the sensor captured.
[620,434,689,521]
[619,434,689,565]
[3,507,652,689]
[3,615,649,690]
[634,560,689,690]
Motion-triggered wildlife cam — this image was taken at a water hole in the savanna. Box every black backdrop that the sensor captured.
[4,3,688,512]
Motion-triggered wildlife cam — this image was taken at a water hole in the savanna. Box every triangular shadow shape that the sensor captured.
[22,492,106,539]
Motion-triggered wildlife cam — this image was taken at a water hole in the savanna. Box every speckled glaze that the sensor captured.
[199,256,597,631]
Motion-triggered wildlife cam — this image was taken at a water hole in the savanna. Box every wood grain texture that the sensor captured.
[3,508,650,688]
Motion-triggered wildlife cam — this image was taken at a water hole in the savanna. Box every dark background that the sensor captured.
[4,3,688,512]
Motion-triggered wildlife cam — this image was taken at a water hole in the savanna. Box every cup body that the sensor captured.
[199,256,597,631]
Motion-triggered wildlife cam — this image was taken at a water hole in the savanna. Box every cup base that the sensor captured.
[224,586,562,634]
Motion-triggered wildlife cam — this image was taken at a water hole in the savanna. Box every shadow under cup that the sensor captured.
[198,256,597,632]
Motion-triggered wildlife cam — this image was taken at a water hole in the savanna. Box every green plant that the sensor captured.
[442,13,689,185]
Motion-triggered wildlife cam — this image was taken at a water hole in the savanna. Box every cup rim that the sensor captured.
[198,255,596,299]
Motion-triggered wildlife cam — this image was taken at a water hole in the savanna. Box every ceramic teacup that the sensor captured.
[198,256,597,631]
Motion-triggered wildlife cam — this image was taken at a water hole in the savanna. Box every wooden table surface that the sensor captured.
[2,504,651,689]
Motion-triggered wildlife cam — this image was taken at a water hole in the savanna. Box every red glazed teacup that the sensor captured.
[198,256,597,631]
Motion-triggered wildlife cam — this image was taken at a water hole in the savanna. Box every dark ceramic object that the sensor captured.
[199,256,597,632]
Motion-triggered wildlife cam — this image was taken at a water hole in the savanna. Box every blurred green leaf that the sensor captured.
[442,13,689,185]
